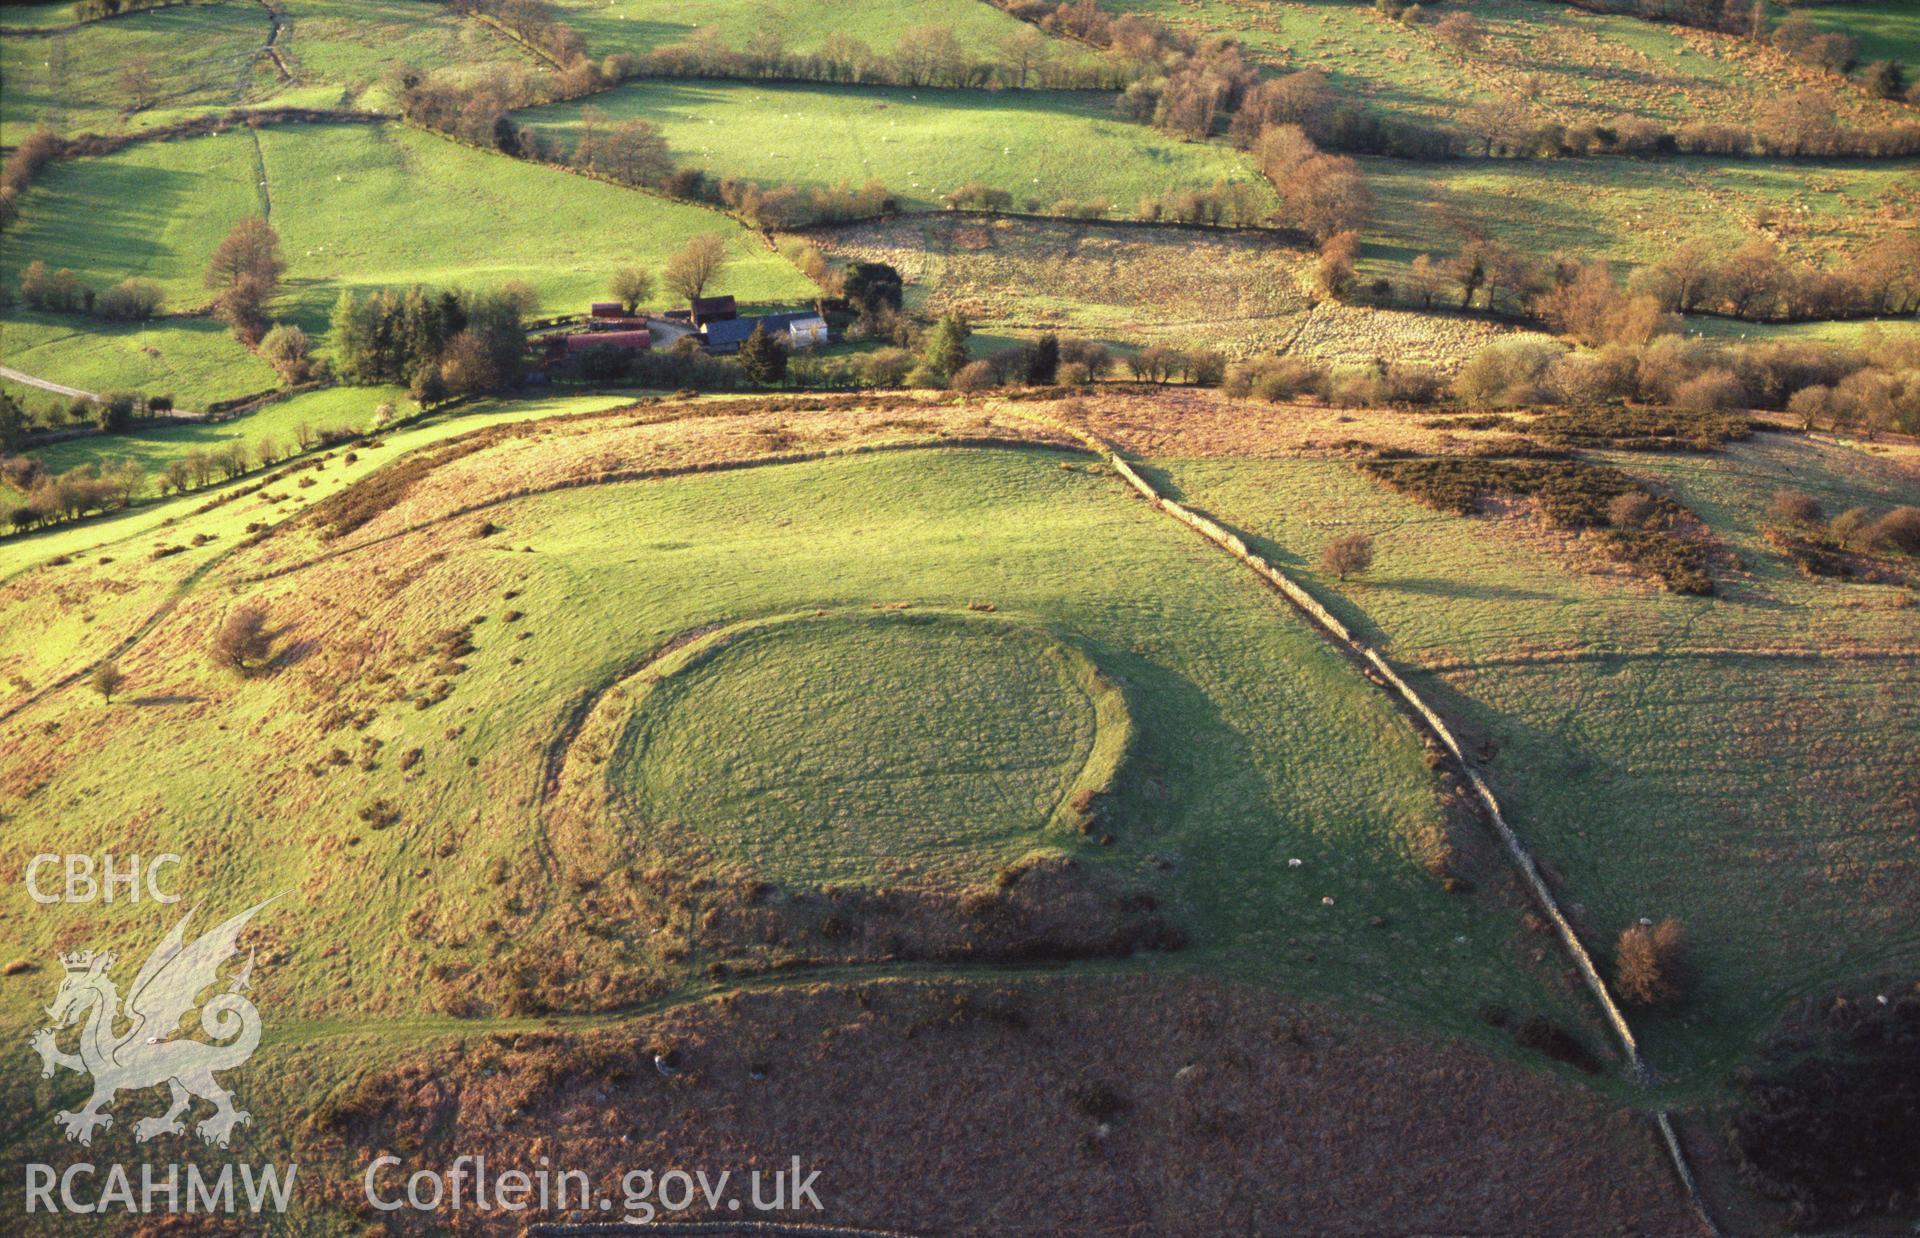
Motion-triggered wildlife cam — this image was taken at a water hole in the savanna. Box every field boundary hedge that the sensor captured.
[1028,411,1719,1233]
[800,207,1316,247]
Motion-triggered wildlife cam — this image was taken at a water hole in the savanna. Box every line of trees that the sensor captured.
[1,414,362,536]
[1216,327,1918,437]
[2,457,143,532]
[642,23,1130,92]
[0,389,175,440]
[1453,330,1920,434]
[1375,228,1920,324]
[0,129,62,231]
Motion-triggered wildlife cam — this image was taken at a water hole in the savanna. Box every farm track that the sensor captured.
[0,364,94,400]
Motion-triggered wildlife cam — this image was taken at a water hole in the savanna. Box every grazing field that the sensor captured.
[1108,0,1913,134]
[0,2,272,145]
[22,382,401,481]
[1357,154,1920,282]
[0,0,529,144]
[1150,418,1920,1083]
[516,80,1272,211]
[0,1,80,30]
[0,307,276,408]
[1799,0,1920,69]
[270,0,533,107]
[7,0,1918,1223]
[1,122,816,337]
[807,213,1312,351]
[0,398,1589,1050]
[1683,315,1920,348]
[547,0,1080,64]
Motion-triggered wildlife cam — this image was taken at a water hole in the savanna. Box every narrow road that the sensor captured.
[0,364,94,400]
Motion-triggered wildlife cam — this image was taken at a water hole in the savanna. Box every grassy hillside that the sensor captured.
[548,0,1082,64]
[516,80,1273,211]
[0,2,271,146]
[0,307,276,407]
[23,382,401,480]
[1799,0,1920,67]
[1155,427,1920,1084]
[0,0,527,144]
[0,401,1589,1057]
[270,0,531,107]
[2,121,816,335]
[1357,154,1920,282]
[1109,0,1915,133]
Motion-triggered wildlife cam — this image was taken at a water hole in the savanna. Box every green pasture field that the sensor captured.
[547,0,1086,66]
[1356,155,1920,281]
[0,436,1594,1085]
[1155,433,1920,1086]
[0,0,530,144]
[270,0,531,107]
[1106,0,1913,134]
[1683,316,1920,348]
[23,382,402,482]
[0,0,88,29]
[0,307,277,408]
[0,1,73,29]
[1,121,816,334]
[515,80,1272,211]
[1800,0,1920,68]
[0,1,272,146]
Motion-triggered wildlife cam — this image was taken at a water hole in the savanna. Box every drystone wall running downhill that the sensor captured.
[1031,414,1717,1235]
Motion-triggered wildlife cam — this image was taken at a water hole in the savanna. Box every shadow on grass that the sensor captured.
[1366,576,1563,605]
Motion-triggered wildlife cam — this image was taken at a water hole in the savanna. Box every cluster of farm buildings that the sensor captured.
[552,296,830,360]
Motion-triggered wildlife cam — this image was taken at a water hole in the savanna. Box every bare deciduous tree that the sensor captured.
[663,233,731,304]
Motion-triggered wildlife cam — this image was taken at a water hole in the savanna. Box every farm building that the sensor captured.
[702,311,830,354]
[690,295,738,326]
[589,301,626,319]
[564,328,651,354]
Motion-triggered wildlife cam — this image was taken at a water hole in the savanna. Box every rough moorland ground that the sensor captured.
[805,213,1312,353]
[1070,389,1920,1088]
[282,976,1697,1233]
[0,391,1659,1230]
[1,395,1588,1042]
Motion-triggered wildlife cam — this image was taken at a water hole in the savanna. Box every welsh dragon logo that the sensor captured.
[28,900,273,1148]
